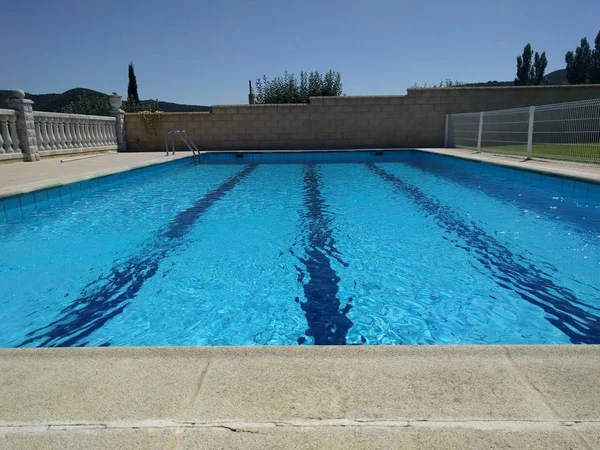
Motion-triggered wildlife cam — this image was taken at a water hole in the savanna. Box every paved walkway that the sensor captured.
[1,346,599,449]
[0,152,189,198]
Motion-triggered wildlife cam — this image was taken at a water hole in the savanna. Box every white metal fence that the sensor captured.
[446,98,600,164]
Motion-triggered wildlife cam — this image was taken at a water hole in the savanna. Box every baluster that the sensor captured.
[74,119,83,148]
[98,122,105,146]
[102,122,109,145]
[54,117,63,150]
[40,117,51,150]
[103,122,110,145]
[89,121,97,147]
[47,117,57,150]
[57,117,67,150]
[104,122,110,145]
[86,120,93,147]
[8,116,21,153]
[91,122,99,147]
[1,116,13,153]
[64,118,73,148]
[35,118,44,152]
[109,121,117,143]
[98,122,106,146]
[80,120,88,147]
[0,117,5,154]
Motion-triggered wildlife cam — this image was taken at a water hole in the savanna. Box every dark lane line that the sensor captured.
[366,163,600,344]
[20,165,258,348]
[295,164,353,345]
[401,154,600,232]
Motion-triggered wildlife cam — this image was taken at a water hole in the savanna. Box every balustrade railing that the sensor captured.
[0,109,22,156]
[32,112,117,155]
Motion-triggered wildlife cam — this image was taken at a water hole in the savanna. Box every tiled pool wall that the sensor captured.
[1,150,598,219]
[199,150,599,194]
[0,156,193,220]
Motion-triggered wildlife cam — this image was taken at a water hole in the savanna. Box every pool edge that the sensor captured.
[1,345,598,449]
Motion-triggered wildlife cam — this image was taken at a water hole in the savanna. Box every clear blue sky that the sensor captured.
[3,0,599,106]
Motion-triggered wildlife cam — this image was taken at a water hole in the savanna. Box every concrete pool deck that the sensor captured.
[0,148,598,199]
[0,152,190,199]
[1,346,600,449]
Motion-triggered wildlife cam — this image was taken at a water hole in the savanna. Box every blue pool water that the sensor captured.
[1,151,599,347]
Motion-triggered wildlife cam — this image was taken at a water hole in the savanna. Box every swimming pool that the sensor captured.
[1,150,599,347]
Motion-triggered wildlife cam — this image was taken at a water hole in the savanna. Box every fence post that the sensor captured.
[444,114,449,148]
[526,106,535,159]
[5,89,40,162]
[476,111,484,151]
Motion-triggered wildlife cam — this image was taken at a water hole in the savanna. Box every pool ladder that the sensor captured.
[165,129,199,156]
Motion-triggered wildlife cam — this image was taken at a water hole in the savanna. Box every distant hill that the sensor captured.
[544,69,567,85]
[459,69,568,88]
[0,88,211,113]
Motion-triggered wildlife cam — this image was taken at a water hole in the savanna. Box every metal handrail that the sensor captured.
[165,129,199,155]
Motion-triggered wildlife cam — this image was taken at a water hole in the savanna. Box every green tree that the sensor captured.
[515,44,547,85]
[60,92,110,116]
[127,62,140,104]
[254,70,343,104]
[591,30,600,84]
[566,37,593,84]
[533,52,548,85]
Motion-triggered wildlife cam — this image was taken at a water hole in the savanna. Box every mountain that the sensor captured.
[544,69,567,85]
[459,69,568,88]
[0,88,211,113]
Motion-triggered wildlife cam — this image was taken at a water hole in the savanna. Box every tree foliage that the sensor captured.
[412,79,465,88]
[127,62,140,104]
[60,92,110,116]
[515,44,547,85]
[565,31,600,84]
[122,99,160,113]
[254,70,342,104]
[592,31,600,83]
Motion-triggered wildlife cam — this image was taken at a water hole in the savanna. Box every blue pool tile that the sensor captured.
[47,187,61,200]
[70,182,82,199]
[3,196,22,219]
[3,196,21,212]
[0,200,5,218]
[573,180,589,192]
[34,190,49,205]
[59,185,71,198]
[96,176,109,188]
[101,174,119,187]
[79,180,91,192]
[19,192,36,209]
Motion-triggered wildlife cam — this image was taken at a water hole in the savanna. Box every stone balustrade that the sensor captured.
[2,89,126,162]
[32,112,117,157]
[0,109,22,160]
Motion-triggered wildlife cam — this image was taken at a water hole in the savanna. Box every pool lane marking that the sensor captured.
[19,165,258,348]
[295,164,353,345]
[400,154,600,238]
[367,162,600,344]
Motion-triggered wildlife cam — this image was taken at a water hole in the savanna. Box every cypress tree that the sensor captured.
[127,62,140,104]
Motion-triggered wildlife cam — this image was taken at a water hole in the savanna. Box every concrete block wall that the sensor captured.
[124,85,600,151]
